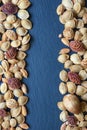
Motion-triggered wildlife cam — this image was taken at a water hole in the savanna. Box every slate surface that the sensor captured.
[25,0,63,130]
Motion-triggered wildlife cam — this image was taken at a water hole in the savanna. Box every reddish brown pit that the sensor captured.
[0,109,7,117]
[5,47,17,59]
[69,41,85,52]
[67,116,77,126]
[1,2,18,15]
[8,78,21,90]
[68,71,81,84]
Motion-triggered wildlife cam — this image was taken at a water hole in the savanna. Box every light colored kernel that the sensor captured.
[13,89,23,97]
[7,15,16,24]
[59,70,68,82]
[18,10,29,19]
[10,118,17,127]
[0,83,7,94]
[59,82,67,95]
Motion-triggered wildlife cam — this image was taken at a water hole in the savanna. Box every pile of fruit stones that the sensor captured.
[57,0,87,130]
[0,0,32,130]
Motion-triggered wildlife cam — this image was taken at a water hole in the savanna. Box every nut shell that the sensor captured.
[63,94,81,114]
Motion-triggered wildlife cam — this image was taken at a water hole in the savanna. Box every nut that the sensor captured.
[60,110,68,122]
[16,114,25,124]
[19,123,29,129]
[0,102,6,109]
[79,121,87,127]
[83,13,87,24]
[5,47,17,59]
[18,9,29,19]
[74,113,84,122]
[60,123,67,130]
[0,83,7,94]
[69,41,85,52]
[62,0,73,10]
[1,2,18,15]
[4,90,14,100]
[82,81,87,88]
[67,82,76,94]
[2,120,10,129]
[70,65,83,73]
[58,54,69,63]
[59,82,67,94]
[8,78,21,90]
[18,96,28,106]
[17,51,26,60]
[17,0,31,9]
[1,60,9,71]
[21,19,32,30]
[1,41,10,51]
[7,15,16,24]
[6,30,17,40]
[22,34,30,45]
[16,127,22,130]
[11,40,21,48]
[63,28,74,40]
[6,99,18,108]
[10,118,17,127]
[64,60,73,69]
[76,19,84,29]
[68,71,81,84]
[57,101,66,111]
[67,116,77,126]
[61,38,69,46]
[70,54,81,64]
[16,27,28,36]
[13,89,23,97]
[59,70,68,82]
[0,109,7,117]
[79,70,87,80]
[21,84,27,94]
[76,85,87,96]
[73,2,81,14]
[11,107,21,117]
[81,58,87,68]
[3,21,13,30]
[0,12,6,22]
[63,94,81,114]
[81,93,87,101]
[65,19,76,29]
[21,106,27,116]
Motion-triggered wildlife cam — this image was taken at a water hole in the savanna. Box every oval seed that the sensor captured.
[18,96,28,106]
[10,118,17,127]
[0,83,7,94]
[18,9,29,19]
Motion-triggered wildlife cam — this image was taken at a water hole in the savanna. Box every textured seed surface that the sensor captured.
[6,47,17,59]
[67,116,77,126]
[1,2,18,15]
[69,41,85,52]
[8,78,21,90]
[0,0,31,129]
[68,71,81,84]
[57,0,87,128]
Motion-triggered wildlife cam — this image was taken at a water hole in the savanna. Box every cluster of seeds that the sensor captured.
[0,0,32,130]
[56,0,87,130]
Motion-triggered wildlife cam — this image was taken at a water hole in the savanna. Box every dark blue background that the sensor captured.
[26,0,64,130]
